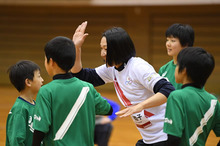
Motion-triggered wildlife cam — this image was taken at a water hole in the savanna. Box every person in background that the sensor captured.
[6,60,44,146]
[159,23,194,89]
[164,47,220,146]
[94,98,120,146]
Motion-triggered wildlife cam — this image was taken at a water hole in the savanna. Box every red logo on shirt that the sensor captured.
[113,77,131,106]
[144,110,154,118]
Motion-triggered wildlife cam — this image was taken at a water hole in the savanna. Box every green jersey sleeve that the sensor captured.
[6,114,26,146]
[213,100,220,136]
[33,88,52,133]
[90,86,111,115]
[164,92,185,137]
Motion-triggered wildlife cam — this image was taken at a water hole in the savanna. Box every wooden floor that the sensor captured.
[0,86,219,146]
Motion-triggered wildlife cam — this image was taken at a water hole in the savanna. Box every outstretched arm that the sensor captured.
[116,92,167,118]
[71,21,88,73]
[116,79,175,117]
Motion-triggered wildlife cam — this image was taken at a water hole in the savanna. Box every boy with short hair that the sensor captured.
[32,36,112,146]
[164,47,220,146]
[6,60,44,146]
[159,23,195,89]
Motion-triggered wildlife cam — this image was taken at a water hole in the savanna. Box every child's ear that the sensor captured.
[182,68,189,79]
[49,58,56,66]
[182,68,187,75]
[25,78,31,87]
[50,58,59,67]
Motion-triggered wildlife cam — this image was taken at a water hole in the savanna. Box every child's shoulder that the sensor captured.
[169,87,193,100]
[170,88,185,96]
[10,97,34,115]
[76,78,94,88]
[160,60,174,70]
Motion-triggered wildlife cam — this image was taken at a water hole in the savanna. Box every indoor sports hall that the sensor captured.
[0,0,219,145]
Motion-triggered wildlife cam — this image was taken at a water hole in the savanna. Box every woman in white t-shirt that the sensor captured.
[71,21,175,146]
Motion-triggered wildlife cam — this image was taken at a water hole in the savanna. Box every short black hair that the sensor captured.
[103,27,136,66]
[44,36,76,72]
[177,47,215,88]
[8,60,40,92]
[166,23,195,47]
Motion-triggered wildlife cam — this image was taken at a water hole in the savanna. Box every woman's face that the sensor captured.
[100,36,107,63]
[99,36,121,68]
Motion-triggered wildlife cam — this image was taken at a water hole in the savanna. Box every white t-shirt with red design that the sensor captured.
[95,57,167,144]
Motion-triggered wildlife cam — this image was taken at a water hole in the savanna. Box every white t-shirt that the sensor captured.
[95,57,167,144]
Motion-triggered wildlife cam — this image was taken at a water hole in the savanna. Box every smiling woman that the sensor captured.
[71,22,174,146]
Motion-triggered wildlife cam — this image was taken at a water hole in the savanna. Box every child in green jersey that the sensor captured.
[32,36,112,146]
[159,23,194,89]
[6,60,44,146]
[164,47,220,146]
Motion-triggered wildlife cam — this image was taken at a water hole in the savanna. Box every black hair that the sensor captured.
[7,60,40,92]
[177,47,215,88]
[103,27,136,66]
[44,36,76,72]
[166,23,195,47]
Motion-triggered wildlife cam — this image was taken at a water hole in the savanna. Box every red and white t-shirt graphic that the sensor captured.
[144,110,154,118]
[132,110,154,129]
[113,77,131,106]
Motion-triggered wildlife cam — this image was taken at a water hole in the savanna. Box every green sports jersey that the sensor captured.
[33,76,111,146]
[6,97,35,146]
[164,86,220,146]
[159,60,182,89]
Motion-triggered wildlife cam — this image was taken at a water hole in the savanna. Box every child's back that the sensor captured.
[32,36,112,146]
[34,76,111,145]
[165,86,220,146]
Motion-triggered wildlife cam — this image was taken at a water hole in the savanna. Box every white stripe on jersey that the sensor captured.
[54,87,89,141]
[189,99,217,146]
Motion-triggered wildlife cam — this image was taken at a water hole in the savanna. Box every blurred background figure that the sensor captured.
[94,98,120,146]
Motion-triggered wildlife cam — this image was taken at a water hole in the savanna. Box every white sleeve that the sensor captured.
[132,61,163,92]
[95,64,114,83]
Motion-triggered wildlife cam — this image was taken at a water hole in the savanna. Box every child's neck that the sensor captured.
[51,67,67,76]
[20,91,35,104]
[173,56,177,65]
[182,76,192,85]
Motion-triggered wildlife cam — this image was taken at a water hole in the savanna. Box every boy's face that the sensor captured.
[166,37,184,57]
[29,70,44,94]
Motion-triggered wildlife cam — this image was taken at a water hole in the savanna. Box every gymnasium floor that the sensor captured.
[0,86,218,146]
